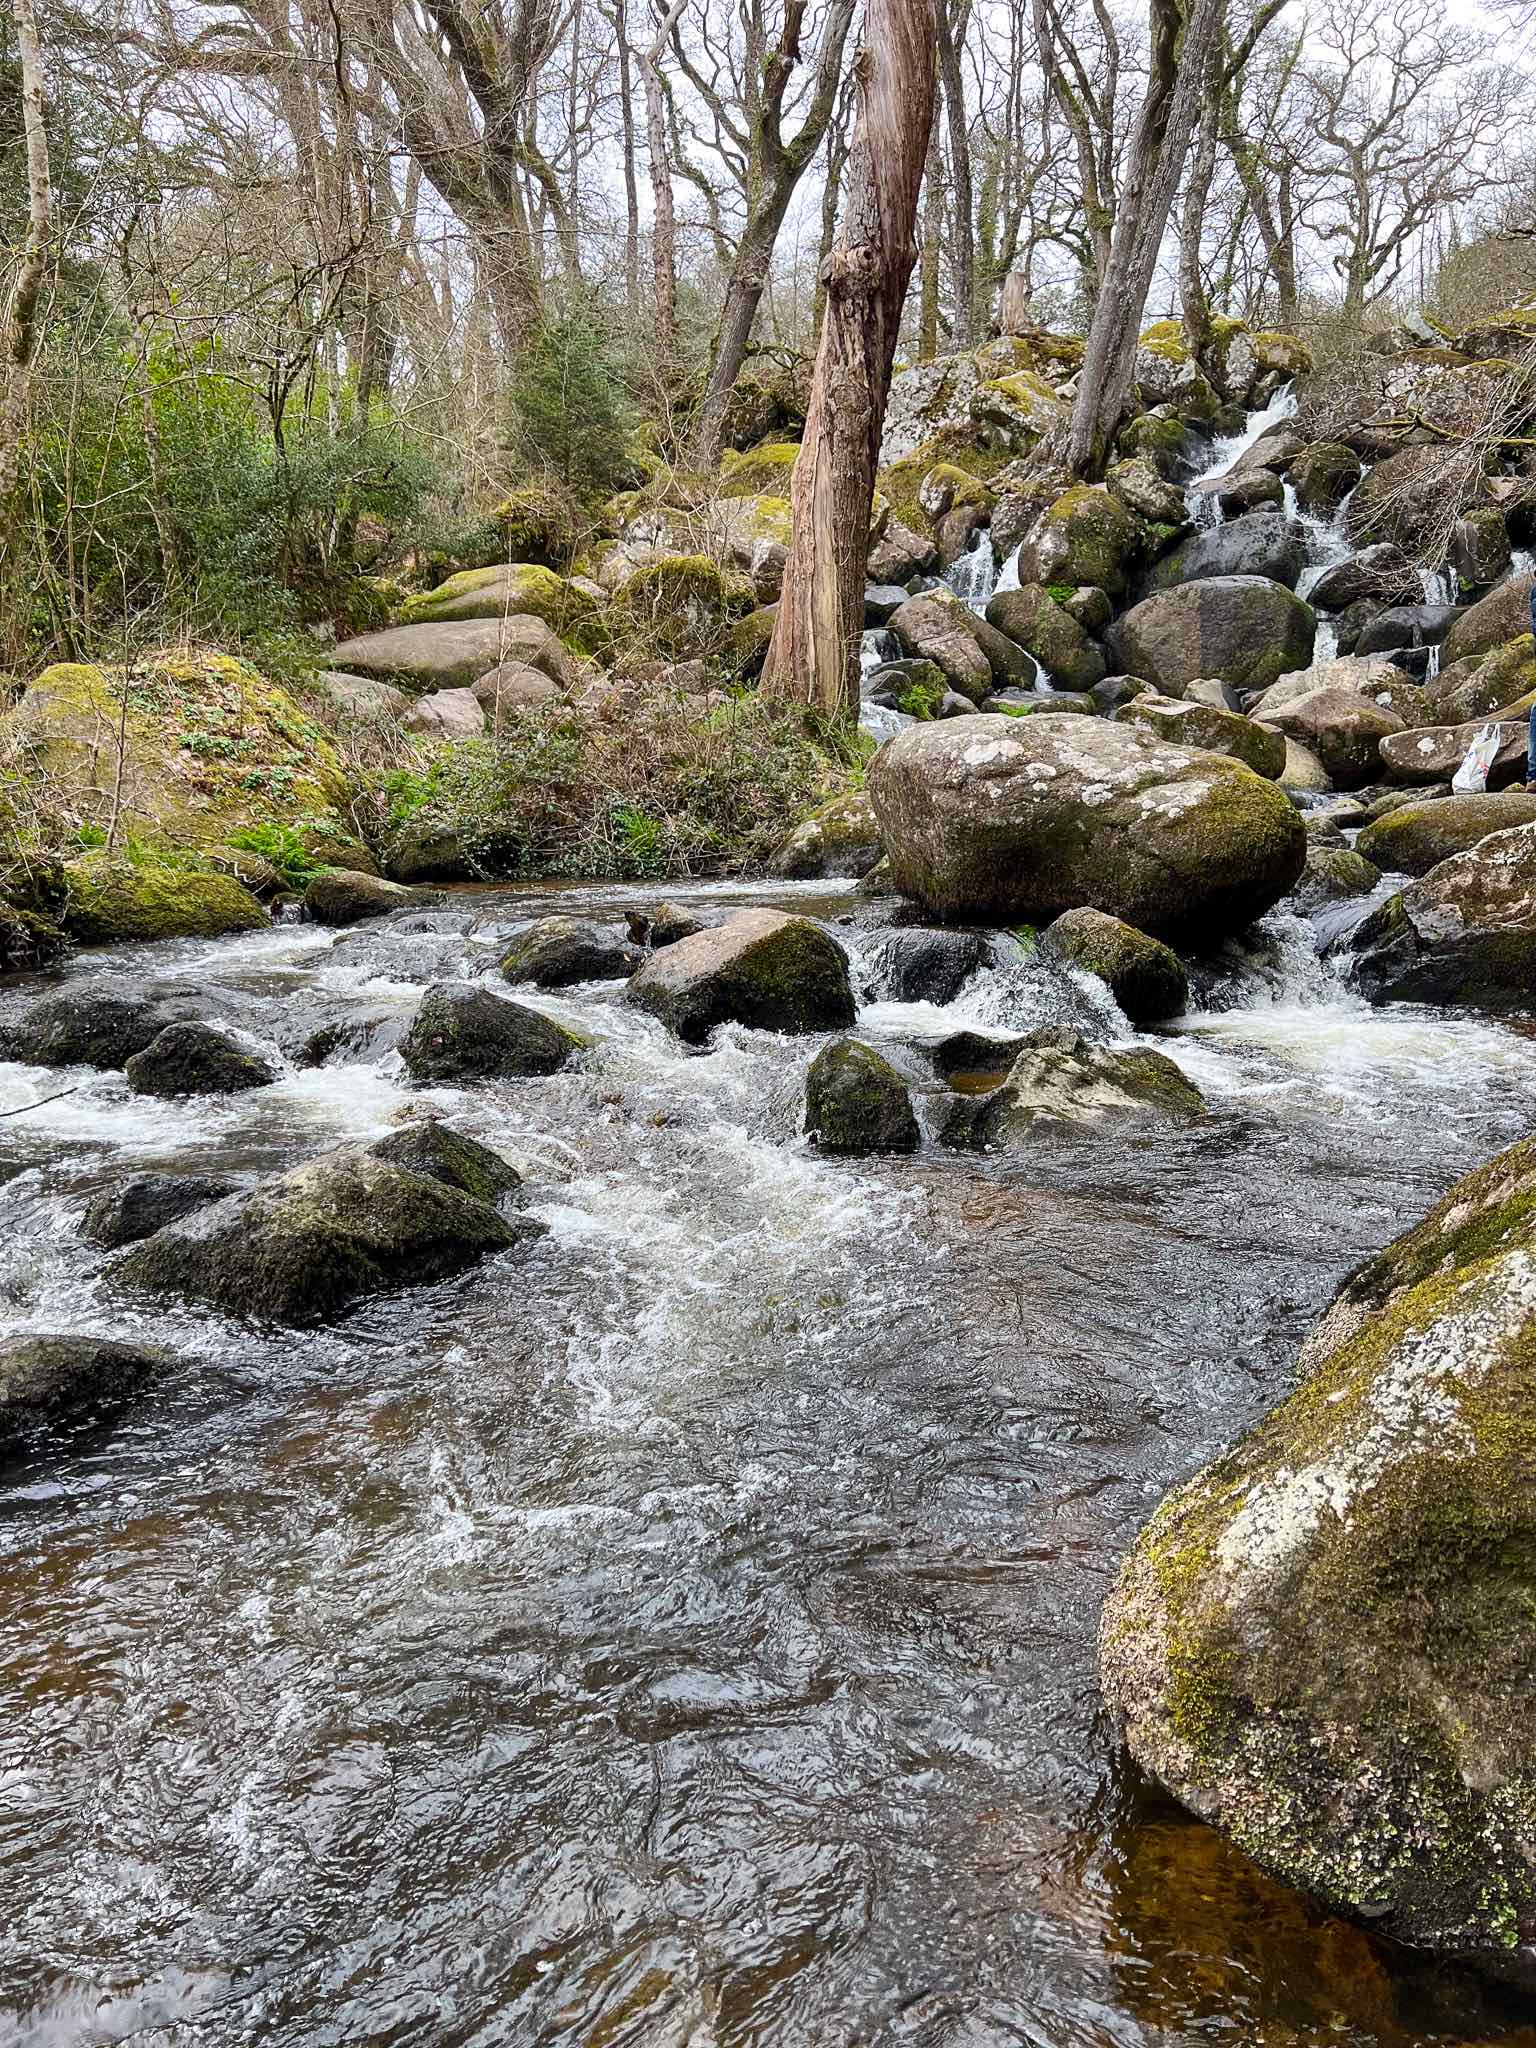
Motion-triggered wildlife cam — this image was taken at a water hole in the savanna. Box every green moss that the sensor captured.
[59,855,268,944]
[876,431,1010,531]
[398,562,588,634]
[717,441,800,498]
[805,1038,919,1155]
[1139,318,1191,364]
[610,553,755,659]
[491,486,579,569]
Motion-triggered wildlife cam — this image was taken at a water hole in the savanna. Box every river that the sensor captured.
[4,882,1536,2046]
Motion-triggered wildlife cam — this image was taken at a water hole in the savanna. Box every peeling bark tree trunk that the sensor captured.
[761,0,937,719]
[0,0,51,630]
[1066,0,1222,479]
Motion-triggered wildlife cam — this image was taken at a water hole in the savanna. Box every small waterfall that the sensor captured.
[1184,382,1300,525]
[860,628,901,679]
[942,531,999,613]
[1420,565,1456,608]
[993,543,1022,599]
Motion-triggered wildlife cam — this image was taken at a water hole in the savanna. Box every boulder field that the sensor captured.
[866,715,1305,944]
[1101,1132,1536,1985]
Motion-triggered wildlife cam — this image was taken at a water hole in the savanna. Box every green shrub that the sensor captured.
[505,313,638,499]
[227,821,327,890]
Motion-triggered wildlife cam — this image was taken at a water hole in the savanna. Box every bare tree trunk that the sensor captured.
[918,112,944,358]
[0,0,51,635]
[999,271,1033,333]
[762,0,938,719]
[1066,0,1222,478]
[1178,43,1221,365]
[935,0,975,347]
[642,0,688,354]
[611,0,642,320]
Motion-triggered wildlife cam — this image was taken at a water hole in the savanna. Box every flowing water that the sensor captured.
[6,886,1536,2047]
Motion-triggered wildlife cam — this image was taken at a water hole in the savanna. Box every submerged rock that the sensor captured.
[1100,1132,1536,1985]
[123,1022,276,1098]
[82,1173,239,1250]
[0,1333,165,1449]
[1042,908,1189,1023]
[1343,822,1536,1009]
[804,1039,920,1155]
[626,909,855,1044]
[866,715,1305,945]
[968,1029,1204,1144]
[400,982,585,1082]
[499,917,642,989]
[116,1145,528,1324]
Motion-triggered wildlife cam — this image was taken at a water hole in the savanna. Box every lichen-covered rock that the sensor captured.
[116,1145,526,1324]
[1042,907,1189,1021]
[317,671,411,722]
[400,982,585,1081]
[1357,794,1536,877]
[367,1120,524,1207]
[304,870,433,926]
[1099,1132,1536,1984]
[969,1029,1205,1144]
[867,714,1305,943]
[1017,484,1144,597]
[499,916,642,988]
[0,1333,164,1449]
[1450,505,1512,589]
[59,858,267,946]
[402,687,485,739]
[82,1173,238,1249]
[1,980,205,1070]
[1112,577,1315,697]
[1293,844,1381,909]
[0,651,351,851]
[1308,545,1422,611]
[1118,694,1287,780]
[1379,712,1530,789]
[1254,690,1405,790]
[1431,638,1536,724]
[888,595,993,702]
[1137,510,1303,597]
[470,662,560,720]
[1443,574,1536,667]
[1344,822,1536,1007]
[491,485,579,568]
[377,818,472,885]
[984,585,1106,691]
[1286,441,1362,513]
[969,368,1071,446]
[626,908,855,1044]
[804,1039,919,1155]
[769,790,883,879]
[1133,322,1221,421]
[124,1022,276,1098]
[717,441,800,498]
[1106,457,1187,525]
[1251,653,1432,728]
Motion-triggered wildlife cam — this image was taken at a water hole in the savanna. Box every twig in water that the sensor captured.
[0,1084,80,1117]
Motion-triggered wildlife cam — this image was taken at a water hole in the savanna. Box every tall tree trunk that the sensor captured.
[642,0,688,354]
[1178,43,1220,365]
[918,110,943,357]
[935,0,974,347]
[692,194,801,457]
[1066,0,1222,478]
[761,0,938,718]
[0,0,51,648]
[612,0,642,320]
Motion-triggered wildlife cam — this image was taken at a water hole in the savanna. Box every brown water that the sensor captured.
[3,881,1536,2046]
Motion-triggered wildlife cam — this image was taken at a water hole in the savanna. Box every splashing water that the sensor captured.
[1184,382,1300,526]
[941,531,999,612]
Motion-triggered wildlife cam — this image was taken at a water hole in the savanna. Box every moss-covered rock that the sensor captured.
[499,915,641,988]
[1018,484,1145,597]
[611,553,755,658]
[0,904,67,970]
[0,652,351,852]
[769,789,883,879]
[804,1038,919,1155]
[984,585,1106,692]
[1042,907,1189,1022]
[492,486,579,569]
[0,1333,165,1449]
[876,430,1011,533]
[1285,441,1362,514]
[1112,577,1315,697]
[887,594,994,702]
[1134,324,1221,423]
[2,979,204,1069]
[1357,793,1536,876]
[124,1021,277,1098]
[970,368,1071,446]
[968,1028,1205,1144]
[58,857,267,945]
[1293,844,1381,908]
[626,907,855,1044]
[1344,822,1536,1007]
[1444,574,1536,667]
[1119,693,1288,780]
[304,870,433,925]
[1099,1130,1536,1985]
[82,1173,237,1250]
[717,441,800,498]
[367,1120,524,1207]
[400,981,586,1081]
[115,1145,526,1325]
[1117,411,1193,479]
[399,562,582,631]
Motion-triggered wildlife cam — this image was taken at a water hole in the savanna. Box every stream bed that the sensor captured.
[4,880,1536,2047]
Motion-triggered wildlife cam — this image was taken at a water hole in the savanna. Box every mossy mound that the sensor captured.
[1357,793,1536,877]
[1021,483,1145,596]
[1042,907,1188,1022]
[1,652,351,852]
[610,553,756,659]
[717,442,800,498]
[492,487,580,569]
[0,905,67,970]
[367,1121,523,1207]
[399,562,584,633]
[58,856,268,945]
[1116,412,1192,478]
[805,1038,919,1155]
[877,430,1011,532]
[626,907,855,1044]
[970,369,1070,445]
[1100,1130,1536,1984]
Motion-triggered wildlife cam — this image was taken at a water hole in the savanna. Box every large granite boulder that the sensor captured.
[1100,1132,1536,1985]
[329,619,545,690]
[116,1145,528,1324]
[769,790,883,880]
[124,1022,277,1098]
[82,1173,238,1249]
[1112,577,1315,696]
[1442,574,1536,667]
[866,715,1305,944]
[888,595,993,701]
[1251,652,1432,728]
[1379,713,1529,789]
[304,871,433,926]
[1136,510,1303,597]
[984,585,1106,692]
[1307,544,1421,611]
[626,909,855,1044]
[1016,483,1145,596]
[1118,694,1287,779]
[397,562,583,630]
[968,1030,1205,1144]
[1357,793,1536,877]
[1254,690,1405,790]
[2,981,206,1069]
[1343,822,1536,1008]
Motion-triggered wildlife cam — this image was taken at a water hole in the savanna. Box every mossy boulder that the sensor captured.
[304,870,433,926]
[1119,693,1287,780]
[970,368,1071,447]
[367,1121,524,1207]
[717,442,800,498]
[2,979,204,1069]
[1137,510,1303,597]
[1432,637,1536,722]
[1111,577,1315,697]
[83,1173,238,1249]
[769,789,883,879]
[1117,411,1192,479]
[1134,324,1221,422]
[1344,822,1536,1008]
[876,429,1010,533]
[58,857,267,946]
[727,604,778,679]
[887,595,993,701]
[124,1022,276,1098]
[1378,707,1533,789]
[1018,484,1144,597]
[804,1038,920,1155]
[0,1333,165,1450]
[867,714,1306,944]
[1357,793,1536,876]
[1286,442,1362,514]
[499,916,641,988]
[116,1145,527,1325]
[400,982,586,1082]
[492,486,579,569]
[626,908,855,1044]
[611,553,755,658]
[1293,844,1381,908]
[1,652,351,851]
[1100,1130,1536,1985]
[984,585,1106,692]
[1255,690,1405,790]
[1042,907,1189,1022]
[1443,575,1536,667]
[399,562,583,632]
[968,1029,1205,1144]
